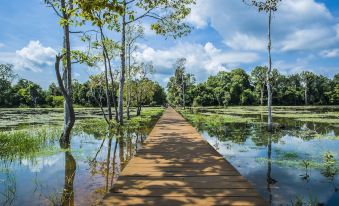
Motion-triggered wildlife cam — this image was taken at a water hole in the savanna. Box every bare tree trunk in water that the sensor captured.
[56,54,75,147]
[61,150,76,206]
[118,0,127,125]
[59,0,75,146]
[267,8,273,132]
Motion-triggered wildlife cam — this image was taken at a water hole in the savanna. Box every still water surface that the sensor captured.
[189,107,339,205]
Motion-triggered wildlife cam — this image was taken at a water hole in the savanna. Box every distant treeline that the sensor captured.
[0,64,167,108]
[167,66,339,106]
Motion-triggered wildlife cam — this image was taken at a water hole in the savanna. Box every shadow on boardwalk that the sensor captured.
[101,107,267,206]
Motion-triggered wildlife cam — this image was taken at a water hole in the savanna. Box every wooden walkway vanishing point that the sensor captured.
[101,107,267,206]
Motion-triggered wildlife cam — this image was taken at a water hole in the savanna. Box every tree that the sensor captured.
[167,58,195,107]
[0,64,16,107]
[152,82,167,106]
[243,0,281,131]
[117,0,196,124]
[300,71,316,105]
[77,0,123,123]
[331,74,339,104]
[129,62,155,116]
[251,66,267,105]
[13,79,45,107]
[45,0,78,146]
[126,23,144,119]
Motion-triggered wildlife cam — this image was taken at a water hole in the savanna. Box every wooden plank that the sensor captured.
[101,196,267,206]
[111,188,261,197]
[100,107,267,206]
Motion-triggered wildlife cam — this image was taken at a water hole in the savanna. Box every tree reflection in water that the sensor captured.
[61,150,76,206]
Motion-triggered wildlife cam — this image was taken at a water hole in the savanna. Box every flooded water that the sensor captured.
[184,106,339,205]
[0,108,161,206]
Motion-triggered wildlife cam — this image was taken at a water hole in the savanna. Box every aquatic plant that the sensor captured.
[321,151,338,181]
[0,127,61,161]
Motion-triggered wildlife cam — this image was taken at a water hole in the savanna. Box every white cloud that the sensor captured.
[187,0,338,52]
[0,40,56,72]
[224,33,266,51]
[185,0,211,29]
[16,41,56,65]
[320,48,339,58]
[135,42,259,82]
[280,27,338,51]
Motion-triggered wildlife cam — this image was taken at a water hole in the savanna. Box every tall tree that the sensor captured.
[251,66,267,106]
[243,0,281,131]
[130,62,155,116]
[117,0,196,124]
[76,0,123,123]
[167,59,195,107]
[0,64,16,107]
[125,23,144,119]
[45,0,77,146]
[300,71,316,105]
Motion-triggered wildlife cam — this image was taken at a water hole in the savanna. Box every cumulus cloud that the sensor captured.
[135,42,259,82]
[280,27,338,51]
[0,40,56,72]
[224,33,266,51]
[187,0,338,52]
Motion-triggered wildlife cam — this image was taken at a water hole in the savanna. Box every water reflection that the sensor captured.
[62,151,76,206]
[192,111,339,205]
[0,127,149,205]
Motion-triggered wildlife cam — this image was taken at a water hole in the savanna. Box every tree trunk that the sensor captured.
[58,0,75,146]
[267,8,273,132]
[304,84,308,105]
[55,55,75,147]
[100,27,112,121]
[118,1,127,125]
[260,86,264,106]
[136,105,141,116]
[182,73,185,109]
[108,62,118,121]
[126,43,131,120]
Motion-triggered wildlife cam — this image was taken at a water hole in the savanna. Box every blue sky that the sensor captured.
[0,0,339,88]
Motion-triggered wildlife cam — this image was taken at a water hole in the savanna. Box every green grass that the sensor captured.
[0,127,62,160]
[179,109,254,125]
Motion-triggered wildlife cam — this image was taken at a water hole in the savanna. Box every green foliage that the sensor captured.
[167,67,339,107]
[167,58,195,106]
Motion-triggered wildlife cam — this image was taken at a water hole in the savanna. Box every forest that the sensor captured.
[0,64,166,108]
[167,60,339,107]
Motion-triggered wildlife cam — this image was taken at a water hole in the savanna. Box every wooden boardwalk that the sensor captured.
[101,107,267,206]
